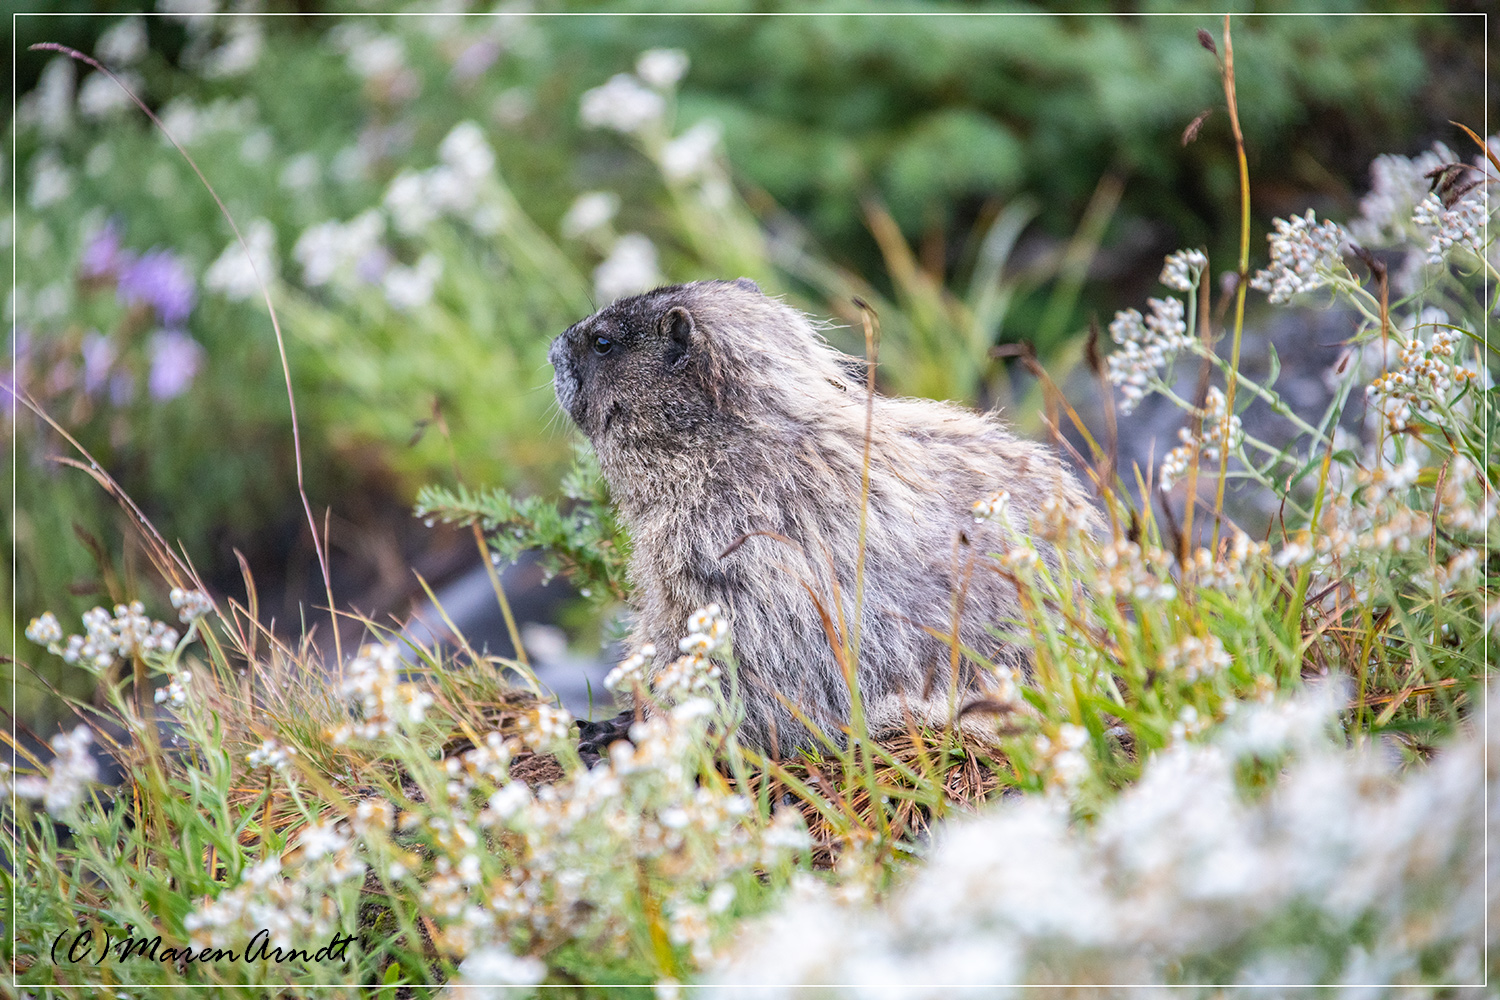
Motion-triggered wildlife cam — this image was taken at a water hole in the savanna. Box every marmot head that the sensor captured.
[550,278,853,448]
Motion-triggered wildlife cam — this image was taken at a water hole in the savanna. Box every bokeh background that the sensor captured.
[7,3,1490,732]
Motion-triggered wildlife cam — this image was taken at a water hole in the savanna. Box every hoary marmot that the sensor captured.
[550,279,1097,756]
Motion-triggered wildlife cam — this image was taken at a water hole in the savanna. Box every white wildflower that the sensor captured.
[1159,248,1207,291]
[453,946,546,992]
[660,120,723,182]
[580,74,665,135]
[1249,209,1349,304]
[198,20,263,79]
[680,603,730,655]
[204,218,276,302]
[1105,297,1191,415]
[519,704,573,748]
[28,149,74,209]
[18,57,75,138]
[383,253,443,311]
[280,152,320,193]
[635,48,690,90]
[293,210,385,288]
[169,587,214,623]
[605,643,655,692]
[247,738,295,770]
[154,671,191,708]
[593,233,662,303]
[1349,143,1456,246]
[96,16,149,67]
[1412,189,1486,264]
[1163,634,1231,681]
[439,121,495,183]
[13,726,99,818]
[384,170,437,235]
[328,643,435,743]
[331,23,406,80]
[26,611,64,647]
[77,71,139,119]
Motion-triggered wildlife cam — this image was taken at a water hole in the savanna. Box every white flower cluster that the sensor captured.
[1184,529,1267,592]
[153,670,192,708]
[1162,634,1231,681]
[1281,450,1488,603]
[580,49,687,137]
[247,738,296,771]
[169,586,214,623]
[518,703,573,749]
[971,489,1011,524]
[560,190,621,242]
[184,851,359,954]
[1159,386,1243,492]
[1032,722,1089,793]
[10,725,99,819]
[1412,189,1487,265]
[1106,296,1191,415]
[372,694,806,968]
[1365,314,1481,432]
[650,604,730,698]
[1159,248,1207,292]
[660,120,723,184]
[27,602,178,671]
[1249,210,1349,304]
[204,218,277,302]
[716,682,1487,991]
[1096,538,1177,603]
[605,643,656,692]
[293,209,386,288]
[328,643,436,744]
[1349,143,1458,247]
[592,232,663,304]
[384,121,502,237]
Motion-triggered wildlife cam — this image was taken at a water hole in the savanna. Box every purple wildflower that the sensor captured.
[80,331,116,397]
[80,221,128,280]
[147,329,205,400]
[118,249,196,326]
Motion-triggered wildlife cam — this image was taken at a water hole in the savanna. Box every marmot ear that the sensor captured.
[731,277,761,294]
[661,306,700,371]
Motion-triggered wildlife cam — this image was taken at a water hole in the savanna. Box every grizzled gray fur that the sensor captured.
[549,279,1097,756]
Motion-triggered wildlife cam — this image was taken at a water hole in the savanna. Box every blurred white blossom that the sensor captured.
[28,149,74,209]
[198,20,263,78]
[593,233,662,303]
[12,726,99,819]
[96,16,149,66]
[560,191,620,241]
[660,120,723,183]
[383,253,443,311]
[293,210,386,288]
[716,682,1487,991]
[635,48,689,90]
[205,218,277,301]
[580,74,665,135]
[77,71,140,119]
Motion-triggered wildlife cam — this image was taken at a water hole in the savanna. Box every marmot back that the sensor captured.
[550,279,1097,755]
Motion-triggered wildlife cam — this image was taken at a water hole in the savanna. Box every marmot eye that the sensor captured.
[592,336,614,356]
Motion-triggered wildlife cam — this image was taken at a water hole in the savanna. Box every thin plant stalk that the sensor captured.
[1212,15,1252,551]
